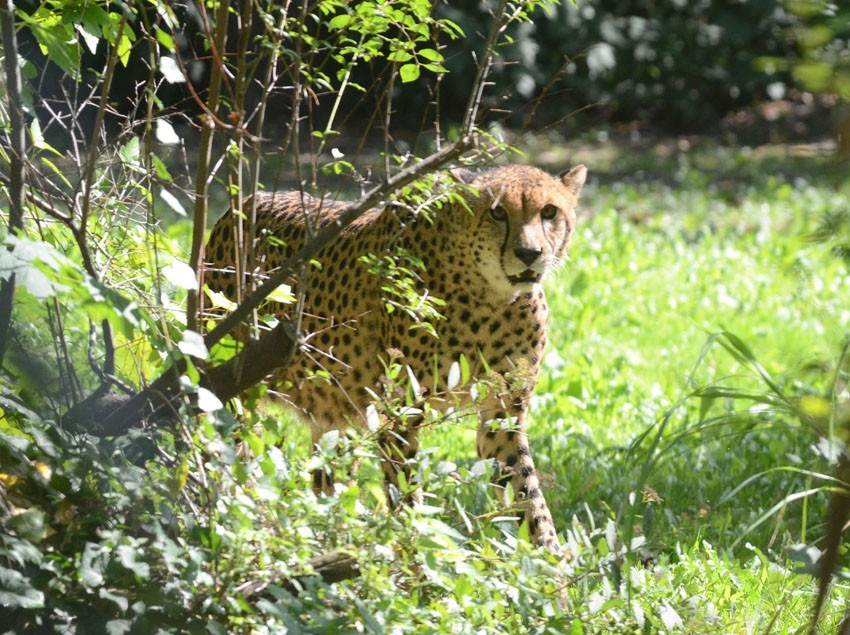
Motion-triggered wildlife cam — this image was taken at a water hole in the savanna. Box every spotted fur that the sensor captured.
[204,164,587,552]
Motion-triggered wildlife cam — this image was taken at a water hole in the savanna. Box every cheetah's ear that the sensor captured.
[559,164,587,197]
[449,167,477,184]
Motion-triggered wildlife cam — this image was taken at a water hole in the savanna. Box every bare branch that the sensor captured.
[235,548,360,598]
[186,0,231,333]
[77,14,128,278]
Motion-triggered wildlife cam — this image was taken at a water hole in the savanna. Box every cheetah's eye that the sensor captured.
[541,205,559,221]
[489,206,507,222]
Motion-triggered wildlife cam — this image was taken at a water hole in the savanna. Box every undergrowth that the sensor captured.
[3,144,850,632]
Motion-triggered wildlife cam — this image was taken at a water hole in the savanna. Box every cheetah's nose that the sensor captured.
[514,247,543,267]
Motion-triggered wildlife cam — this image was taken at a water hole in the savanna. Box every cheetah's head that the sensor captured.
[454,164,587,299]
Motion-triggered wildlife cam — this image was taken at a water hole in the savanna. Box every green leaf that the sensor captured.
[77,22,100,55]
[354,599,384,635]
[447,361,460,390]
[152,154,173,181]
[197,387,224,413]
[267,283,295,304]
[418,48,442,62]
[0,566,44,609]
[0,249,56,300]
[106,619,132,635]
[6,508,46,543]
[80,542,105,588]
[155,26,175,50]
[719,330,756,363]
[205,287,237,311]
[459,354,471,385]
[160,188,186,216]
[116,33,133,67]
[40,156,73,189]
[116,545,151,579]
[162,261,197,290]
[20,12,81,80]
[118,137,140,166]
[99,587,129,612]
[329,14,352,30]
[792,61,834,92]
[156,118,181,145]
[399,63,421,83]
[159,56,185,85]
[178,330,209,360]
[388,50,414,63]
[206,623,228,635]
[29,119,61,156]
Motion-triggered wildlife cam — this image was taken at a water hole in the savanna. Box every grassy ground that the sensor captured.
[255,136,850,631]
[506,136,850,630]
[6,135,850,633]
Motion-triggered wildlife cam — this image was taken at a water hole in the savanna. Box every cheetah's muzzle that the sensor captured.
[507,269,542,285]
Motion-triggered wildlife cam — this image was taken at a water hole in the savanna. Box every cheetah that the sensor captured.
[204,164,587,553]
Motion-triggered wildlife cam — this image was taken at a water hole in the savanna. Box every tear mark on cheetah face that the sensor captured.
[455,165,585,299]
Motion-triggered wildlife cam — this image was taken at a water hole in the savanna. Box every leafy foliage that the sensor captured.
[759,1,850,99]
[430,0,813,129]
[4,0,850,632]
[17,0,840,137]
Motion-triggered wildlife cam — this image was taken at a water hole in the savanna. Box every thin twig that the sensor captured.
[186,0,230,333]
[74,18,129,391]
[77,15,127,278]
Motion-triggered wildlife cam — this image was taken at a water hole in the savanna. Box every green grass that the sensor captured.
[5,139,850,633]
[255,141,850,631]
[413,141,850,630]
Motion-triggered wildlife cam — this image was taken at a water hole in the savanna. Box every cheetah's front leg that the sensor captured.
[477,413,560,553]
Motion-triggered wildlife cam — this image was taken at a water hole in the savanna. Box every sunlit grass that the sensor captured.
[167,143,850,630]
[410,146,850,629]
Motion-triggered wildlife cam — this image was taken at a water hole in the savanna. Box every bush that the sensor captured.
[13,0,813,138]
[432,0,823,131]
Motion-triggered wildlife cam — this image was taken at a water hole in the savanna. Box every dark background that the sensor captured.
[14,0,849,149]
